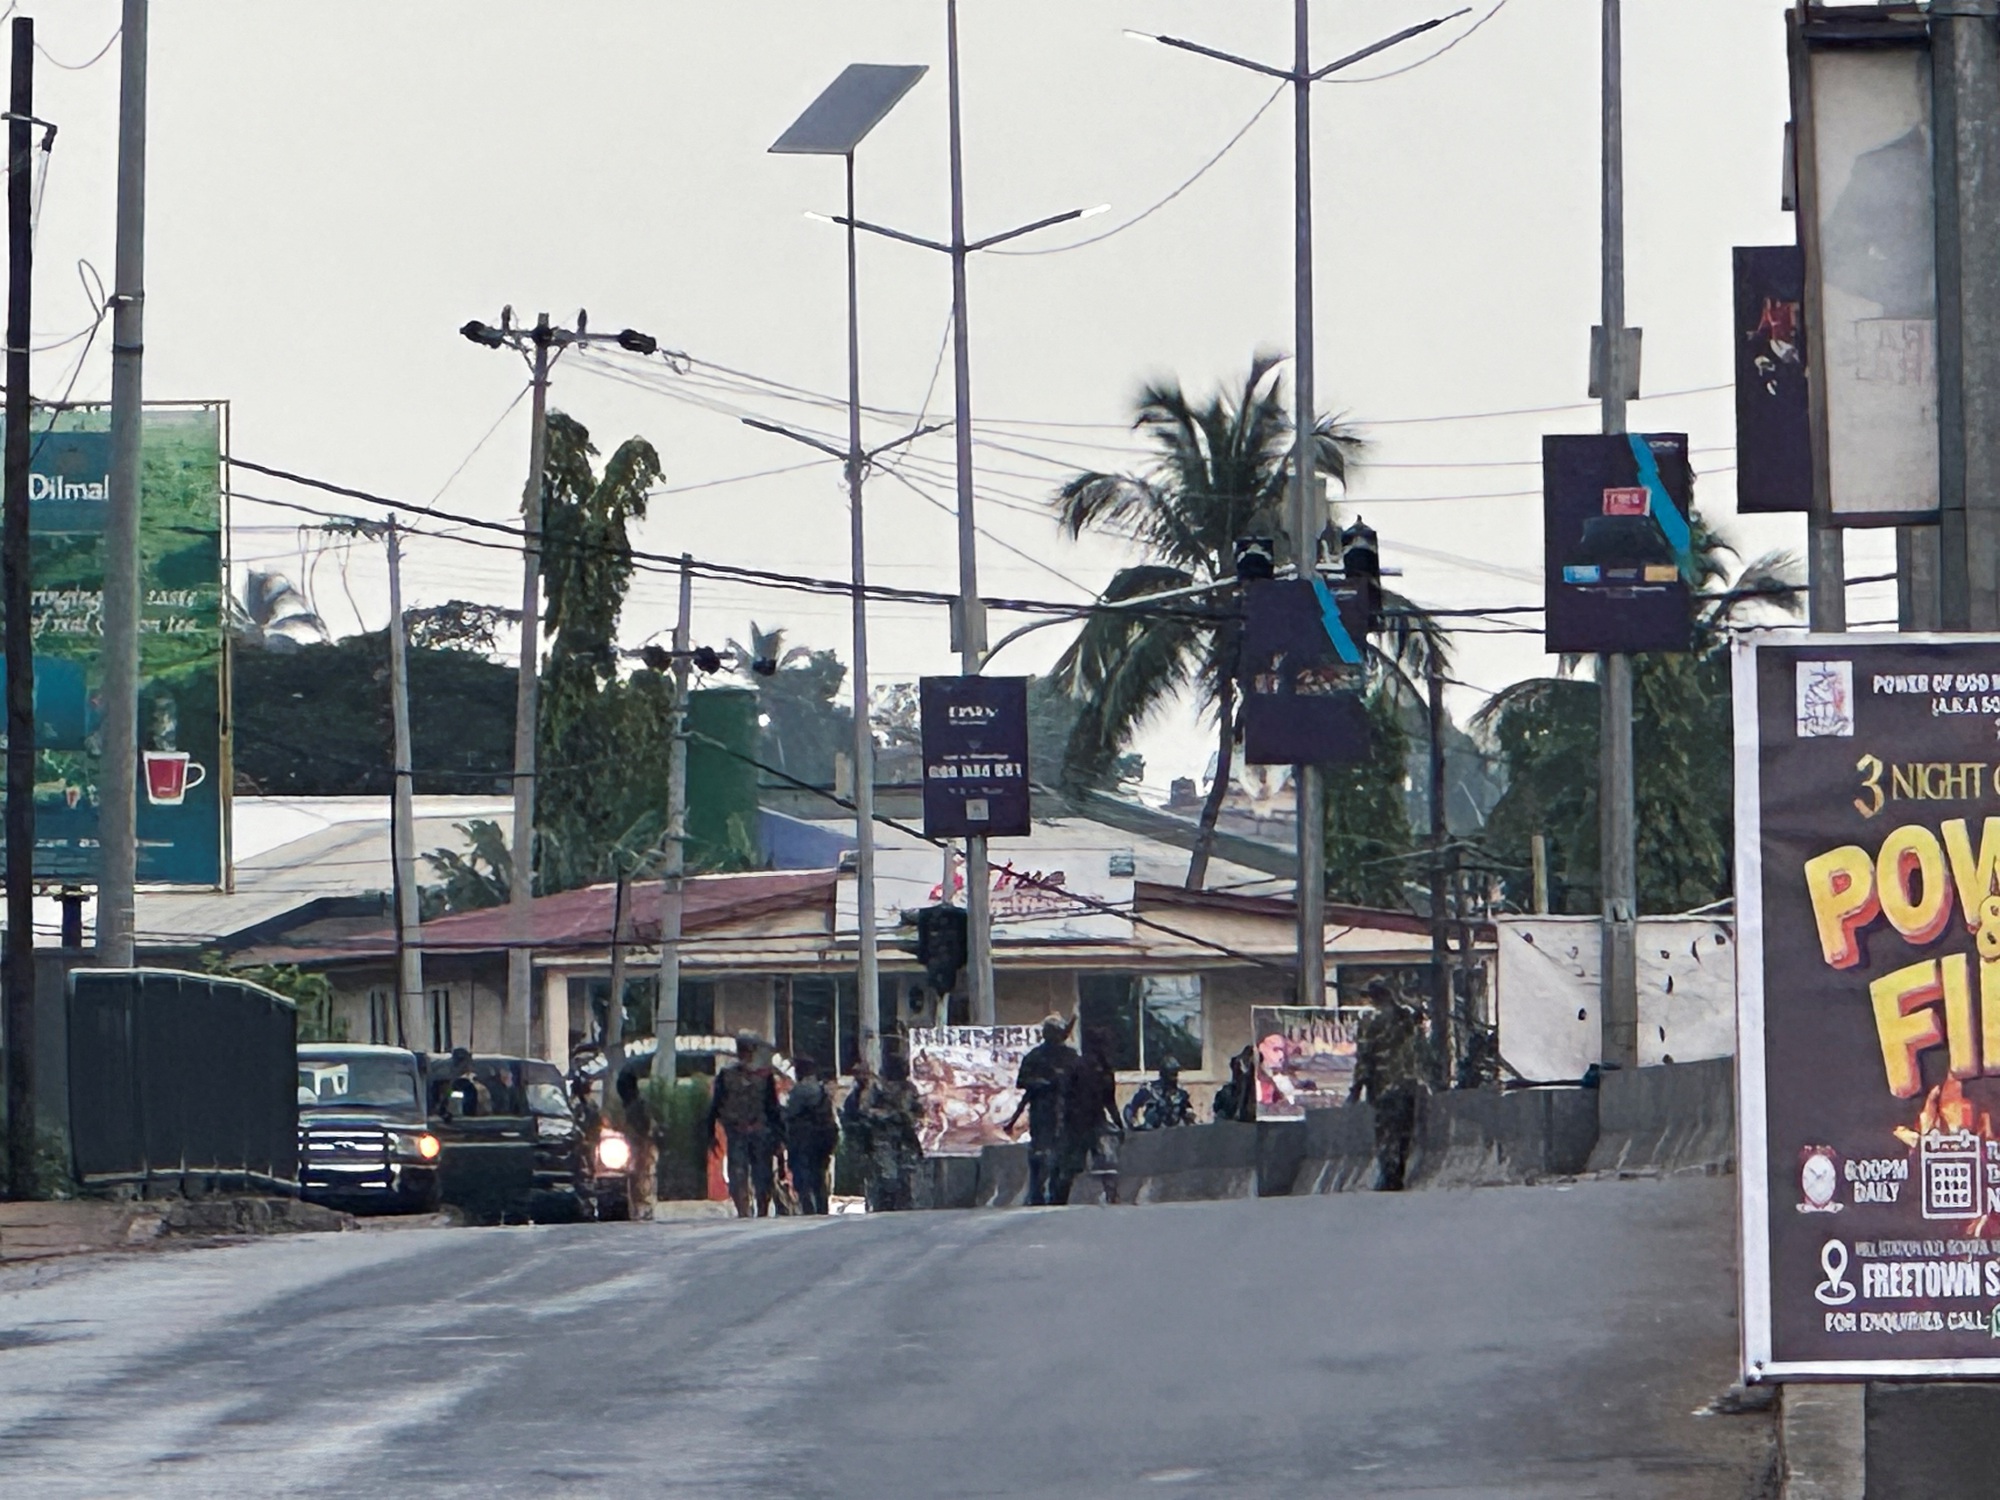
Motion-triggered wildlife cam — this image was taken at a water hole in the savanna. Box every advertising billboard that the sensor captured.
[1542,433,1694,656]
[6,406,226,886]
[1239,579,1370,766]
[1793,24,1940,525]
[920,675,1030,839]
[1736,633,2000,1379]
[1733,245,1812,514]
[837,842,1134,945]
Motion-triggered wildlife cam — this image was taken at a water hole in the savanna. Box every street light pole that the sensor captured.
[460,309,677,1058]
[1597,0,1638,1070]
[944,0,995,1023]
[1131,3,1464,1008]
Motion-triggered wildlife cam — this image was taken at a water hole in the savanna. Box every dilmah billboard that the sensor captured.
[1736,633,2000,1379]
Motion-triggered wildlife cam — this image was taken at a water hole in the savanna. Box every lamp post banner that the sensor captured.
[1736,632,2000,1379]
[1,404,225,886]
[920,674,1029,839]
[1542,432,1693,656]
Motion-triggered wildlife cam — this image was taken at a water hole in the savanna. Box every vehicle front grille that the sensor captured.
[301,1126,392,1163]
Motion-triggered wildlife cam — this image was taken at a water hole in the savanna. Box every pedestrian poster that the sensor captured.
[1733,245,1812,514]
[2,405,228,886]
[906,1024,1038,1157]
[1239,579,1370,766]
[919,675,1030,839]
[1736,633,2000,1379]
[1542,433,1694,656]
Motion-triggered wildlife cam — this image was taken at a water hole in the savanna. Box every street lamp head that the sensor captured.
[615,328,658,356]
[1080,204,1112,220]
[459,320,507,349]
[1122,28,1165,46]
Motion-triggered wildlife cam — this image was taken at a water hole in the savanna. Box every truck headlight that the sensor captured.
[415,1133,441,1161]
[596,1134,632,1173]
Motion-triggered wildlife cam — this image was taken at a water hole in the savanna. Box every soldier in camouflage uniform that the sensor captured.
[1346,979,1428,1191]
[859,1053,925,1212]
[1123,1056,1195,1132]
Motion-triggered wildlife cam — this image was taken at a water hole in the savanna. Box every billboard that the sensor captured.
[906,1023,1039,1156]
[1733,245,1812,514]
[1736,633,2000,1379]
[1542,433,1693,656]
[920,675,1030,839]
[1250,1006,1360,1119]
[838,842,1134,944]
[5,406,226,885]
[1793,26,1940,525]
[1239,579,1370,766]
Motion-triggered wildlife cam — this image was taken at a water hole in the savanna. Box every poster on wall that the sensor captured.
[1542,433,1694,656]
[2,405,227,885]
[1736,633,2000,1379]
[1250,1006,1360,1119]
[906,1024,1040,1156]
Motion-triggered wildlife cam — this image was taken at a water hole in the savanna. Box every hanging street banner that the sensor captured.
[920,675,1030,839]
[1542,432,1694,656]
[1239,579,1370,766]
[1736,633,2000,1379]
[1,405,228,886]
[1733,245,1812,514]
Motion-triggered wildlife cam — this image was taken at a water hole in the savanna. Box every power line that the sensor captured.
[1326,0,1513,84]
[36,25,119,71]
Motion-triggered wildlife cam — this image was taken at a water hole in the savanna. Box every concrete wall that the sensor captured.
[1584,1056,1735,1177]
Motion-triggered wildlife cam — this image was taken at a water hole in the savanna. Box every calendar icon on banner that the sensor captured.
[1921,1130,1984,1220]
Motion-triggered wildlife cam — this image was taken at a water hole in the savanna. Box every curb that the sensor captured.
[1781,1384,1864,1499]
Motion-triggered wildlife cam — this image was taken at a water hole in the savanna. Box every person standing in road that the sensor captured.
[1058,1026,1124,1206]
[782,1054,839,1216]
[860,1053,924,1211]
[1009,1014,1078,1206]
[703,1032,784,1218]
[615,1064,659,1220]
[1123,1055,1194,1133]
[1347,979,1429,1191]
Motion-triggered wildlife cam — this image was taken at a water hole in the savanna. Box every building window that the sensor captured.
[367,988,393,1046]
[678,979,716,1035]
[772,976,866,1075]
[428,986,453,1054]
[1078,973,1204,1074]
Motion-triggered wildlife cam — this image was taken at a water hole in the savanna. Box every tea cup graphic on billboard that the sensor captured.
[142,750,205,806]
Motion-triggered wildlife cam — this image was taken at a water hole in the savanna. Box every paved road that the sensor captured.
[0,1176,1773,1499]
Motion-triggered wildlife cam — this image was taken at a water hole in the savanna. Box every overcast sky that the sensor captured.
[21,0,1886,795]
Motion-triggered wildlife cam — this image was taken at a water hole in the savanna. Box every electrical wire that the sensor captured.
[1325,0,1513,84]
[990,84,1286,258]
[36,26,120,71]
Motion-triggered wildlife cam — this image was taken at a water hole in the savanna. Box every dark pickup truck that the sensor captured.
[296,1045,442,1214]
[424,1053,590,1224]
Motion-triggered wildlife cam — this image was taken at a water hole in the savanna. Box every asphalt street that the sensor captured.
[0,1175,1774,1499]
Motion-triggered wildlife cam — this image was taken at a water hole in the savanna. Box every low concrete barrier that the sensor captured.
[1116,1121,1258,1203]
[974,1142,1029,1208]
[1293,1102,1383,1194]
[1256,1120,1306,1197]
[1409,1086,1599,1189]
[914,1155,980,1211]
[1584,1056,1735,1177]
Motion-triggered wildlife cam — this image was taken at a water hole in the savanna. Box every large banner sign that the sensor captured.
[907,1024,1038,1157]
[4,407,226,885]
[1542,433,1694,656]
[1239,579,1370,766]
[1733,245,1812,515]
[1736,634,2000,1379]
[920,675,1030,839]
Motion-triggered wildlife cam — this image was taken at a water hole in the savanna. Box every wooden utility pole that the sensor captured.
[1427,649,1449,1085]
[653,557,692,1079]
[385,517,423,1049]
[3,18,33,1196]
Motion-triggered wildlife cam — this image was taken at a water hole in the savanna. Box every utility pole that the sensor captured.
[1427,649,1449,1084]
[1598,0,1639,1071]
[2,17,32,1197]
[97,0,147,970]
[459,310,672,1058]
[944,0,996,1025]
[384,517,423,1049]
[602,870,629,1124]
[1128,4,1461,1010]
[654,557,691,1081]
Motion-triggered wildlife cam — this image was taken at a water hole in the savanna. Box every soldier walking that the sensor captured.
[859,1053,924,1211]
[1009,1014,1078,1206]
[1347,979,1429,1191]
[781,1055,839,1215]
[703,1032,784,1217]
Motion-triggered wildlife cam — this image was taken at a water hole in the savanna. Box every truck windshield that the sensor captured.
[522,1061,572,1119]
[298,1056,419,1111]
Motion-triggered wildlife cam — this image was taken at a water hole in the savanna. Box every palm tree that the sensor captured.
[1474,521,1801,914]
[230,570,326,652]
[1050,353,1363,889]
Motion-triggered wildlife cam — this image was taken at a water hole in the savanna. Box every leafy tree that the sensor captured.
[421,818,512,916]
[533,412,674,895]
[1475,524,1800,914]
[406,600,520,653]
[233,631,515,795]
[727,622,854,787]
[1324,685,1417,909]
[208,958,347,1042]
[1050,353,1361,888]
[230,570,326,652]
